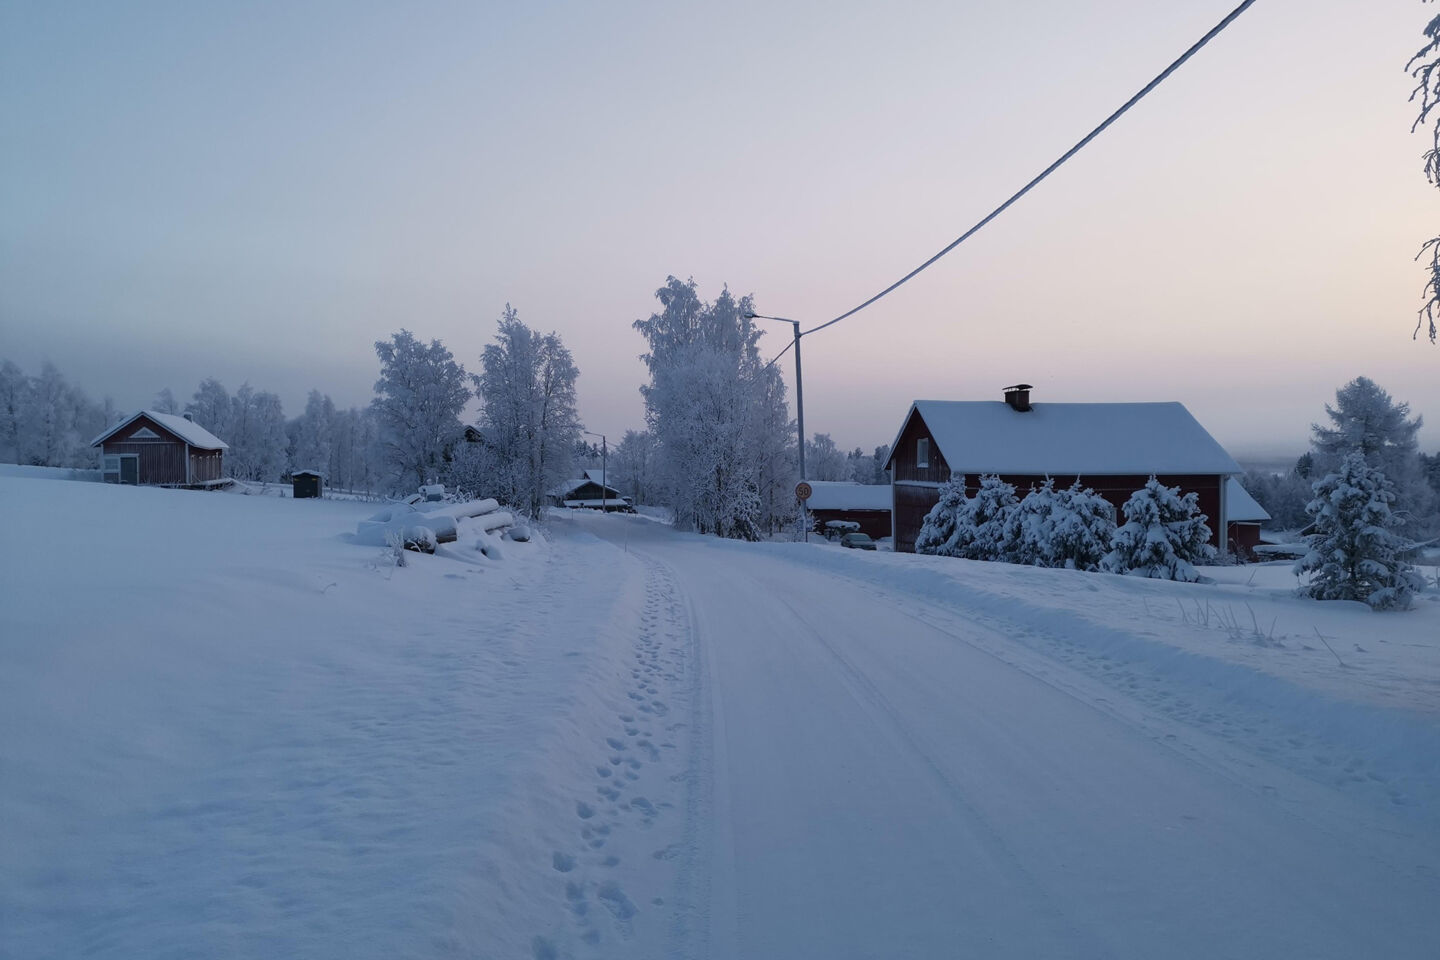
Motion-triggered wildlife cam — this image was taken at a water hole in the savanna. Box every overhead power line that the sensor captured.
[798,0,1260,340]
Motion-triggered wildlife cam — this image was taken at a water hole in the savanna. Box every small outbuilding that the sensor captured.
[292,470,323,499]
[803,481,892,539]
[91,410,228,487]
[1223,477,1270,559]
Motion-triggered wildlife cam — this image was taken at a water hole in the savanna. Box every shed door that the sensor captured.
[120,455,139,485]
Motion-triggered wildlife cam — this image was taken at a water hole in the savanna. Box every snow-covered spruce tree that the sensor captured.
[915,475,968,556]
[1294,452,1424,610]
[1101,477,1215,581]
[1007,479,1060,566]
[372,330,470,491]
[964,475,1020,561]
[914,475,1018,560]
[1311,376,1436,535]
[634,278,792,538]
[472,305,582,521]
[1050,481,1117,572]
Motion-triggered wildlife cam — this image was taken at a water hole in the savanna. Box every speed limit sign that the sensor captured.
[795,481,813,501]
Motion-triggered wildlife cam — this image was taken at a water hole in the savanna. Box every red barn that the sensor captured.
[91,410,228,487]
[804,481,892,539]
[885,386,1244,555]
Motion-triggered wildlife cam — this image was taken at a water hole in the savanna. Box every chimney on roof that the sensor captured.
[1003,384,1033,412]
[183,412,194,422]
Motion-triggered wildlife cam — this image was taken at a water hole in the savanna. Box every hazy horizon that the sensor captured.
[4,0,1439,457]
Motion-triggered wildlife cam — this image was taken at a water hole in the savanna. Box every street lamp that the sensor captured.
[745,313,805,481]
[746,311,808,540]
[584,430,608,513]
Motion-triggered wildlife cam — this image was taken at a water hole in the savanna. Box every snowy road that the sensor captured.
[4,480,1437,960]
[579,513,1440,960]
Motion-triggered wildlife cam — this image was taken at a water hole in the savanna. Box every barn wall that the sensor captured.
[190,449,223,482]
[809,508,891,540]
[893,483,941,553]
[1227,522,1262,559]
[102,440,187,485]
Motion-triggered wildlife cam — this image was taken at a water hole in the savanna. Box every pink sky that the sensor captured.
[2,0,1437,458]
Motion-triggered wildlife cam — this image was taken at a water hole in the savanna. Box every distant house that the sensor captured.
[804,481,892,539]
[550,469,630,510]
[90,410,228,487]
[884,385,1244,554]
[1223,477,1270,559]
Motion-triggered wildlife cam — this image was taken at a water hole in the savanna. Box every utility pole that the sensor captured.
[585,430,608,512]
[746,312,807,539]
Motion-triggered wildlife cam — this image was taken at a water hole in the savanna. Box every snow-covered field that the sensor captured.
[2,476,1438,958]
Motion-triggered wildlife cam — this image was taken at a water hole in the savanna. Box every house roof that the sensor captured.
[1225,477,1271,523]
[803,481,891,511]
[886,401,1241,477]
[583,468,613,486]
[551,474,622,499]
[91,410,229,451]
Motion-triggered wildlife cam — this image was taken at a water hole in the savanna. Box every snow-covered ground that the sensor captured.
[2,477,1438,958]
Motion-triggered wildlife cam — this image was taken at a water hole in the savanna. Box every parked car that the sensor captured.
[839,532,876,551]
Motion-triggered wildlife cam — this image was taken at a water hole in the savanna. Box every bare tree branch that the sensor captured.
[1408,6,1440,343]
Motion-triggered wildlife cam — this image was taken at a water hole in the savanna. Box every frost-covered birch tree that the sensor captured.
[473,306,582,520]
[0,360,28,464]
[185,378,233,441]
[291,390,337,475]
[153,387,181,415]
[633,277,792,538]
[372,330,470,490]
[612,429,657,506]
[223,384,288,482]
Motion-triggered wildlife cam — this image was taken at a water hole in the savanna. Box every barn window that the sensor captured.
[917,437,929,468]
[102,455,121,483]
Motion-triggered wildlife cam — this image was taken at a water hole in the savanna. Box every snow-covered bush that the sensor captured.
[1051,481,1117,571]
[915,475,1018,560]
[1101,477,1215,581]
[1294,453,1424,610]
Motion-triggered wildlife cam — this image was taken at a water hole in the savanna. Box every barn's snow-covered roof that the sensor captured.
[804,481,890,511]
[91,410,229,451]
[1225,477,1271,523]
[890,401,1241,477]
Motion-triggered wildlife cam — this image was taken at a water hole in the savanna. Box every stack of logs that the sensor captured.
[356,498,521,553]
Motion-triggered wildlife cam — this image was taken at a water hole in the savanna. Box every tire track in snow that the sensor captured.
[753,578,1104,954]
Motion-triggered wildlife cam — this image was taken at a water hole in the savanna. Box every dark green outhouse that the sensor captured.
[292,470,323,499]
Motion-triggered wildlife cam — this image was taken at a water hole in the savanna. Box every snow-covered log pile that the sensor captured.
[355,497,516,553]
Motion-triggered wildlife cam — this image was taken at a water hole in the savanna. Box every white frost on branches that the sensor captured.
[634,277,793,539]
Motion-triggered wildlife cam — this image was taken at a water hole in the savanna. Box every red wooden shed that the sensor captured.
[91,410,228,487]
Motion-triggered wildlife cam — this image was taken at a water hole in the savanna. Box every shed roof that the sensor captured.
[1225,477,1271,523]
[804,481,891,511]
[886,401,1241,477]
[91,410,229,451]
